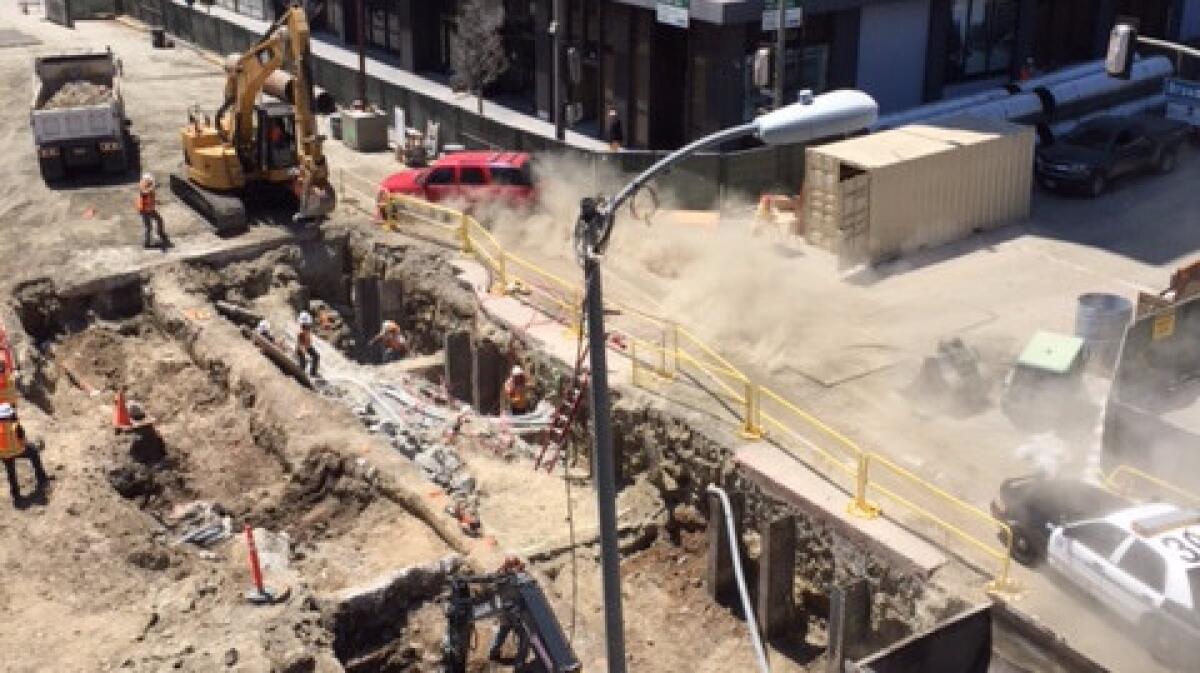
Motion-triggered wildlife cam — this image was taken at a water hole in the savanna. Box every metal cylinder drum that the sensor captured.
[264,71,336,115]
[1076,293,1133,372]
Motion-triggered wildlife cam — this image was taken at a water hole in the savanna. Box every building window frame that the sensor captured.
[945,0,1018,83]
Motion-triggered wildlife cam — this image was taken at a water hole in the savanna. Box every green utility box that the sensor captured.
[1003,330,1088,423]
[341,109,388,152]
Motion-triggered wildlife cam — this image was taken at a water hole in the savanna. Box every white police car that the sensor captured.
[1047,503,1200,664]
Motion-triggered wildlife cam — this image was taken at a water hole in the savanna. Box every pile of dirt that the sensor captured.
[42,80,113,109]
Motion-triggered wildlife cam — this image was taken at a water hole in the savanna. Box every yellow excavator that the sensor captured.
[170,3,336,233]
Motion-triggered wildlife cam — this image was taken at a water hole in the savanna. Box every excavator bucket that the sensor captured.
[294,176,336,223]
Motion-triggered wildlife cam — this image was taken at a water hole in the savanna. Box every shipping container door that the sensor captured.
[838,169,870,265]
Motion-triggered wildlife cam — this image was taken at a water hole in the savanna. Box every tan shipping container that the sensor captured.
[804,115,1034,265]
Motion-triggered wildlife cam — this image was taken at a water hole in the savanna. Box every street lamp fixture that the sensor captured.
[573,89,877,673]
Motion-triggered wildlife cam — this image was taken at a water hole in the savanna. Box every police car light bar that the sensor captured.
[1132,509,1200,538]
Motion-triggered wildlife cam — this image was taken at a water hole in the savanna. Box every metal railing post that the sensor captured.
[986,527,1021,597]
[631,340,640,387]
[657,326,670,378]
[458,212,473,254]
[492,250,508,296]
[740,380,763,440]
[847,453,881,519]
[566,289,582,337]
[671,322,680,374]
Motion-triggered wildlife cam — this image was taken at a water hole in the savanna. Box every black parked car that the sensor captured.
[1035,115,1188,197]
[990,475,1128,565]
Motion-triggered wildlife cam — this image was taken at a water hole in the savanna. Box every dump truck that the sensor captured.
[30,49,130,181]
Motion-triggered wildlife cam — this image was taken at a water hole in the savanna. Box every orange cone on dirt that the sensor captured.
[114,389,133,431]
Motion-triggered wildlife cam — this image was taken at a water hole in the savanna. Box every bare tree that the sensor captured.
[449,0,509,116]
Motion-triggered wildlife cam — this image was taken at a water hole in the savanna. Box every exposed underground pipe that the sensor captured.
[706,484,770,673]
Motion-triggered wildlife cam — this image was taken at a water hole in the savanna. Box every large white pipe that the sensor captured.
[874,55,1172,129]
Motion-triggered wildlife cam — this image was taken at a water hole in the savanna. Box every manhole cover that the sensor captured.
[0,29,40,48]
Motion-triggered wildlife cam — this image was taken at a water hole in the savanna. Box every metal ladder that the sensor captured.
[534,344,591,473]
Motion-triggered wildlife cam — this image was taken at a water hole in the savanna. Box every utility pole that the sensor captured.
[552,0,566,141]
[774,0,786,109]
[356,0,367,106]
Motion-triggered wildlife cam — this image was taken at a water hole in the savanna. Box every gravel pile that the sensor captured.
[41,80,113,109]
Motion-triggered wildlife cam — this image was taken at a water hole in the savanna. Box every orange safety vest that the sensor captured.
[0,371,15,406]
[0,420,23,460]
[504,377,529,412]
[136,189,156,214]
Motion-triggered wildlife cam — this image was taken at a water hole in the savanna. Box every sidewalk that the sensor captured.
[175,1,609,152]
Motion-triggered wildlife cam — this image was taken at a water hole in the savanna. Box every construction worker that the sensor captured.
[368,319,407,361]
[503,365,532,416]
[0,360,15,406]
[136,173,168,249]
[0,403,49,507]
[295,312,320,378]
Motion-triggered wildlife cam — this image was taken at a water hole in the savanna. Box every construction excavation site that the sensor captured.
[8,3,1200,673]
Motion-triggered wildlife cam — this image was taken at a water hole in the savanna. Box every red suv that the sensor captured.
[378,151,537,212]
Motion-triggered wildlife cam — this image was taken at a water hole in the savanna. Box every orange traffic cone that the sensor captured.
[114,389,133,432]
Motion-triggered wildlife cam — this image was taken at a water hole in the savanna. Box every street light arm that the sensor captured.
[1137,34,1200,60]
[588,123,757,255]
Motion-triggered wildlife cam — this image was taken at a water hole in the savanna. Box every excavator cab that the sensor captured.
[257,102,298,173]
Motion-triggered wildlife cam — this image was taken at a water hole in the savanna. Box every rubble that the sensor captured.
[41,80,113,109]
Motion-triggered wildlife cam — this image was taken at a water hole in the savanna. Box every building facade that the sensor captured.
[283,0,1200,149]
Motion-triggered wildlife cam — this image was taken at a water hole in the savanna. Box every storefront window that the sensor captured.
[946,0,1017,82]
[370,5,386,48]
[327,0,343,38]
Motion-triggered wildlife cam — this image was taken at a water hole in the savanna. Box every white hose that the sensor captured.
[706,484,771,673]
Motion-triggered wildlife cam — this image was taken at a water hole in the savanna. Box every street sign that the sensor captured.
[656,0,689,28]
[762,0,802,31]
[1165,78,1200,129]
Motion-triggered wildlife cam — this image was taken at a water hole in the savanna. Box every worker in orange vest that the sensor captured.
[0,403,49,507]
[295,311,320,378]
[369,319,408,361]
[503,365,532,415]
[136,173,168,249]
[0,360,15,406]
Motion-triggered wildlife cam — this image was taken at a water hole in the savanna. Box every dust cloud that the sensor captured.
[483,151,881,381]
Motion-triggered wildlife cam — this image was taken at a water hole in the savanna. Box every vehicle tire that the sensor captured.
[1087,174,1107,198]
[1156,149,1178,174]
[1010,525,1039,566]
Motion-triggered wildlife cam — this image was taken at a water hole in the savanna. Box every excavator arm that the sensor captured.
[277,6,335,221]
[217,28,283,164]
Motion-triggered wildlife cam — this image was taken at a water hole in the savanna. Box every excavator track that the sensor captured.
[169,171,247,235]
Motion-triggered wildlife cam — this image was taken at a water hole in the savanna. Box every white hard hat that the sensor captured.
[141,173,155,188]
[0,403,14,420]
[255,319,271,335]
[511,365,524,377]
[298,311,313,327]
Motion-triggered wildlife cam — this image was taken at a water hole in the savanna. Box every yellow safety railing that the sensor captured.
[376,192,1020,595]
[1105,465,1200,508]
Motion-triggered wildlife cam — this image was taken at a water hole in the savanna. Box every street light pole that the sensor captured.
[775,0,786,109]
[553,0,566,141]
[574,90,877,673]
[356,0,366,106]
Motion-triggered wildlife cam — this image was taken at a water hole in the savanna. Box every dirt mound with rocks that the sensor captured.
[41,80,113,109]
